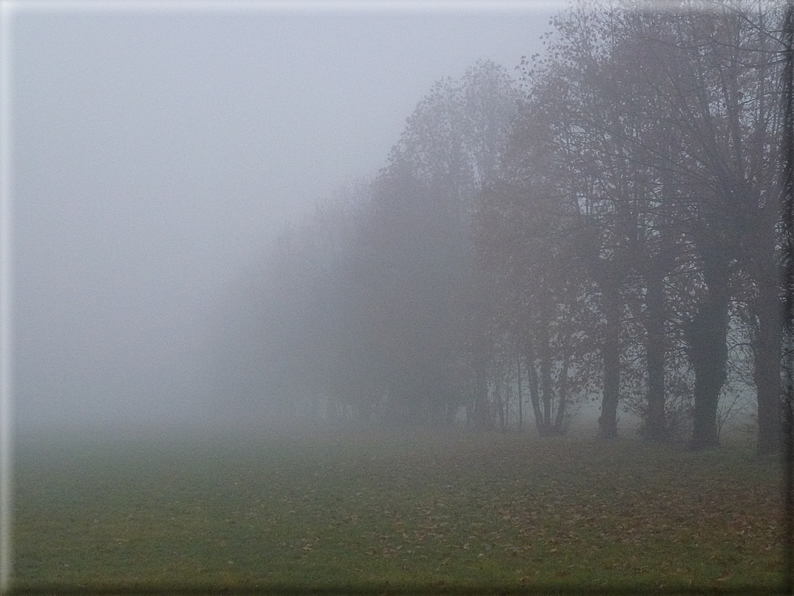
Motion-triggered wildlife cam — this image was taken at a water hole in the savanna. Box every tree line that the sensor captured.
[213,0,793,455]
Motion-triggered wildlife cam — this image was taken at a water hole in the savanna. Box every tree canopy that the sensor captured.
[212,1,791,454]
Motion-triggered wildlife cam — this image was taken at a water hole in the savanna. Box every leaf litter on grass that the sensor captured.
[13,428,786,591]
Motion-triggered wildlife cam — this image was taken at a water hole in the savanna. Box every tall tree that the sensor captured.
[631,1,786,451]
[483,0,787,450]
[347,61,520,425]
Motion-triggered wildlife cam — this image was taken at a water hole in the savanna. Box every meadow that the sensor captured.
[12,425,787,594]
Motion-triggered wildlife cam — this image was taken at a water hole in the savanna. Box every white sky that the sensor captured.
[9,2,558,431]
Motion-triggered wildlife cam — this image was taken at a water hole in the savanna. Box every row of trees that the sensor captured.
[232,61,520,428]
[215,0,792,454]
[486,0,789,454]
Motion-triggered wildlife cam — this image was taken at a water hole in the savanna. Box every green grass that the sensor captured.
[12,426,787,593]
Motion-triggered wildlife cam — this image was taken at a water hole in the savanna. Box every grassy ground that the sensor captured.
[12,426,787,593]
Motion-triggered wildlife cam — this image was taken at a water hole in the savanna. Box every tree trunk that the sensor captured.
[539,335,553,433]
[471,352,490,430]
[554,348,570,433]
[525,337,544,434]
[644,271,667,441]
[687,256,730,450]
[494,378,506,431]
[538,292,554,434]
[754,277,782,455]
[504,378,511,431]
[517,353,524,431]
[599,282,621,439]
[746,187,783,454]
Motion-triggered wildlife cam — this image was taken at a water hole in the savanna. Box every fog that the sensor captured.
[11,4,556,435]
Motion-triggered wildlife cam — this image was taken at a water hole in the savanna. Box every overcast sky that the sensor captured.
[10,2,558,433]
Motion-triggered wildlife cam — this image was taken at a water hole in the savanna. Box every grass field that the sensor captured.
[12,426,788,593]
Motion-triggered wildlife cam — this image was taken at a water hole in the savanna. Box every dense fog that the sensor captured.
[10,0,791,457]
[8,4,793,592]
[11,6,555,435]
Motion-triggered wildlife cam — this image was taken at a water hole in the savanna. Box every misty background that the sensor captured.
[12,5,556,434]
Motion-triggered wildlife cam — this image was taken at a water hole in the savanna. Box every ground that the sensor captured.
[12,425,787,593]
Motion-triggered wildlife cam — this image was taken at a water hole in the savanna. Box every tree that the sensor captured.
[482,0,787,450]
[475,65,597,436]
[629,1,786,451]
[308,61,522,426]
